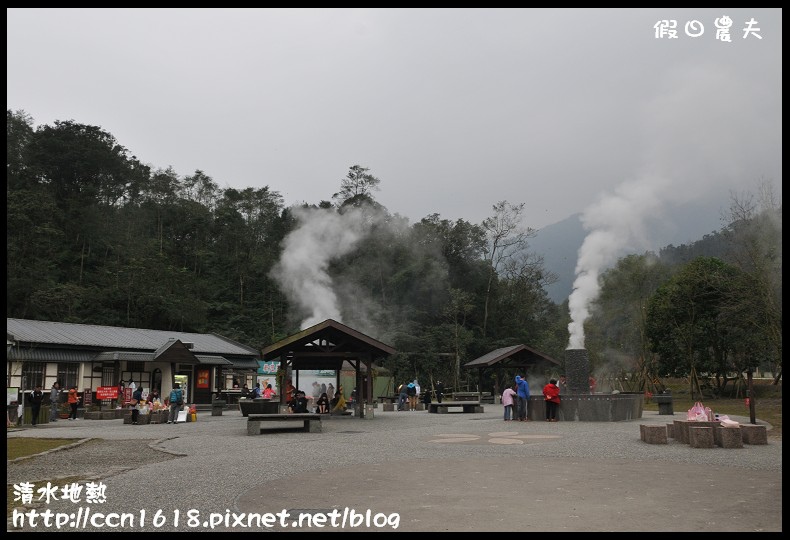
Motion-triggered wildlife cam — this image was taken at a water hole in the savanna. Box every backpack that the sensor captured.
[169,389,183,406]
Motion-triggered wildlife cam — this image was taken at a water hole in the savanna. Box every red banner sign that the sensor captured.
[96,386,119,400]
[197,369,209,389]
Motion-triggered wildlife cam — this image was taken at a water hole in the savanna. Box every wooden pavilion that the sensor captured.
[260,319,396,418]
[465,344,561,398]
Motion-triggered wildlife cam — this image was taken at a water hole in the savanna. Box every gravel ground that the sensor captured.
[7,408,782,532]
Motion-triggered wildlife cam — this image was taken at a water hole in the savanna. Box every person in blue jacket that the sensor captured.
[515,375,531,421]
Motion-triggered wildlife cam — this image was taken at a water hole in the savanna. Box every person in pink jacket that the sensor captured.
[502,384,517,421]
[543,379,561,422]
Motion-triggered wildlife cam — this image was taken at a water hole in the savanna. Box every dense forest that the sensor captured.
[6,110,782,390]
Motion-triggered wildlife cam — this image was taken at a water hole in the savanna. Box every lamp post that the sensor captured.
[20,374,26,425]
[746,367,756,425]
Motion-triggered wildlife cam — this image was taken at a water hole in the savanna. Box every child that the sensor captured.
[502,384,517,421]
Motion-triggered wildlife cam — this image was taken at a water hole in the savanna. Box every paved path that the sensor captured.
[7,408,782,532]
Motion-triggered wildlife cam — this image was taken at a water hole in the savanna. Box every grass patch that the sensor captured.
[643,378,782,439]
[7,438,89,520]
[7,438,81,461]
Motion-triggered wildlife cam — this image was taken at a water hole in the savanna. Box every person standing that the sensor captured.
[130,386,144,424]
[502,384,517,422]
[30,385,44,426]
[67,387,80,420]
[515,375,530,421]
[543,379,561,422]
[406,382,417,411]
[435,380,444,403]
[397,383,408,411]
[167,384,183,424]
[49,381,61,422]
[327,383,335,401]
[262,384,276,399]
[422,387,432,410]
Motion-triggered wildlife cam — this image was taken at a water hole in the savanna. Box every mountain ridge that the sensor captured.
[532,198,729,304]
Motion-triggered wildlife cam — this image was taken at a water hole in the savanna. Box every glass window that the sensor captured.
[21,362,46,390]
[57,363,79,389]
[127,361,145,372]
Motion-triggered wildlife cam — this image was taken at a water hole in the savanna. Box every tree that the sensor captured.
[480,201,535,337]
[585,253,672,390]
[332,165,381,206]
[721,182,782,383]
[645,257,752,397]
[7,109,34,191]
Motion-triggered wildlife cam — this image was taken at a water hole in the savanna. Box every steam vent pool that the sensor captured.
[528,348,644,422]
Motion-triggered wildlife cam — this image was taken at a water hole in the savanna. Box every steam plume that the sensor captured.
[270,206,369,329]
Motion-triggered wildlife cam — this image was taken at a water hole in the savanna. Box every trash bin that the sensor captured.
[654,393,674,415]
[212,400,226,416]
[22,405,51,425]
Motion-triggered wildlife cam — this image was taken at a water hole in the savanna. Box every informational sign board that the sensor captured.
[82,388,93,407]
[259,360,280,375]
[7,387,19,406]
[96,386,119,400]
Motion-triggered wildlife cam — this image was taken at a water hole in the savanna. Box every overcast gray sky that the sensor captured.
[7,8,782,231]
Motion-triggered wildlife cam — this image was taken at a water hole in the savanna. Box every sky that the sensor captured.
[7,8,782,233]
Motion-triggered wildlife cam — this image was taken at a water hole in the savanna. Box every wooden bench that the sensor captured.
[247,413,322,435]
[428,401,484,414]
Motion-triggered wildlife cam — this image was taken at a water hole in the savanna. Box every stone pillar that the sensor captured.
[565,349,590,394]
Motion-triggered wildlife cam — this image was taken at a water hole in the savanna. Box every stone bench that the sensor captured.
[715,426,744,448]
[689,426,714,448]
[640,424,668,444]
[247,413,322,435]
[739,424,768,445]
[428,401,484,414]
[673,420,721,444]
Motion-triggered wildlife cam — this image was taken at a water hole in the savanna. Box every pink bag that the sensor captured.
[687,401,706,421]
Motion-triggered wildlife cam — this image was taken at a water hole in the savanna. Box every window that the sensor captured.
[127,361,145,372]
[21,362,46,390]
[57,363,79,389]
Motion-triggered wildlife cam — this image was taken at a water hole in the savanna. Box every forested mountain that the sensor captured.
[6,111,565,388]
[7,110,781,386]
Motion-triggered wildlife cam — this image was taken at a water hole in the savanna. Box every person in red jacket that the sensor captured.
[543,379,560,422]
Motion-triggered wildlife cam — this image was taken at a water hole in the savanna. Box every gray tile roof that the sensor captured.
[7,318,258,356]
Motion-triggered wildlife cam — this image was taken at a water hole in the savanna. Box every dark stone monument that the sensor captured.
[565,348,590,394]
